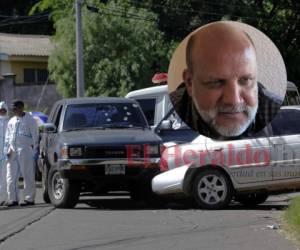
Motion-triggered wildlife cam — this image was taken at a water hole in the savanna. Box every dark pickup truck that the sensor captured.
[39,97,162,208]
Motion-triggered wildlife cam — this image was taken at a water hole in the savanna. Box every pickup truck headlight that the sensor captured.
[61,146,69,159]
[61,146,84,159]
[146,145,160,156]
[69,147,84,157]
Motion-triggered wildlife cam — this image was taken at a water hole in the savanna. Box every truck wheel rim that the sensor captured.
[52,172,64,200]
[197,174,227,205]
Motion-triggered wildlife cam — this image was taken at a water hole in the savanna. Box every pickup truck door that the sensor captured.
[47,104,63,166]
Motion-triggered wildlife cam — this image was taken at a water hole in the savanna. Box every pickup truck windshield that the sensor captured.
[63,103,147,131]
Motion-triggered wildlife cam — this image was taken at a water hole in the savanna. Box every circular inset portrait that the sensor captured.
[168,21,286,140]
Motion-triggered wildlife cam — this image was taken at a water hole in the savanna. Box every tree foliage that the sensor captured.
[130,0,300,87]
[29,0,299,92]
[32,0,174,97]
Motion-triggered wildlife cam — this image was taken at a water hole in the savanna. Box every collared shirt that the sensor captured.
[169,82,283,140]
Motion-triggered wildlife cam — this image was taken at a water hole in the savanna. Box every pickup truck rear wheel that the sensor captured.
[48,167,80,208]
[193,169,233,209]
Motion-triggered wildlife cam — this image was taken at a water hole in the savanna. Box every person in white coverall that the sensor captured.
[5,100,39,207]
[0,102,9,206]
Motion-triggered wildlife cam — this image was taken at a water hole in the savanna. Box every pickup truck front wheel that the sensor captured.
[48,167,80,208]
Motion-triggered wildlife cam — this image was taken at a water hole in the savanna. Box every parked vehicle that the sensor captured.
[126,85,169,128]
[283,81,300,105]
[126,85,198,143]
[152,106,300,209]
[39,97,162,208]
[30,111,48,127]
[126,81,299,143]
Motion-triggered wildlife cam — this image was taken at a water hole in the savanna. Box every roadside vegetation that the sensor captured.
[284,197,300,243]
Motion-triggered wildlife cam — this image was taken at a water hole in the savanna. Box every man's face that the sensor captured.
[0,108,7,117]
[184,39,258,137]
[12,106,23,117]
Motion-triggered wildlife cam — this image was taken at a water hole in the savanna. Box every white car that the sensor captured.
[152,106,300,209]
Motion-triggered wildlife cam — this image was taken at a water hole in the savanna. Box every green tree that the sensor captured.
[130,0,300,88]
[31,0,299,93]
[32,0,175,97]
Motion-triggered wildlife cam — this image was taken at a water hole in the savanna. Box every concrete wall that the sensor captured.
[0,73,15,103]
[11,61,48,84]
[0,73,61,114]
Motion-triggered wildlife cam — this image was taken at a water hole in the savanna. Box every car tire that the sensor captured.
[42,163,50,204]
[235,193,269,207]
[193,169,233,209]
[48,166,80,208]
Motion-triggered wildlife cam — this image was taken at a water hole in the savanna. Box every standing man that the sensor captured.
[0,102,9,206]
[6,100,39,206]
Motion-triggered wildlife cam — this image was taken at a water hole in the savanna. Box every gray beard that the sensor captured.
[193,99,258,137]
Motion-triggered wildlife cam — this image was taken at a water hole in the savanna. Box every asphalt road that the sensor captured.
[0,189,297,250]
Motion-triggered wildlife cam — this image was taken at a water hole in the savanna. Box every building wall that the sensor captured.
[0,74,61,114]
[10,61,48,84]
[0,74,14,103]
[14,84,61,113]
[0,61,11,75]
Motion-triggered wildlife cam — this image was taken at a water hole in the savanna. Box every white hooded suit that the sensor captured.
[0,102,9,203]
[6,112,39,203]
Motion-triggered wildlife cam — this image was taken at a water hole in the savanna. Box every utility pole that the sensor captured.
[75,0,85,97]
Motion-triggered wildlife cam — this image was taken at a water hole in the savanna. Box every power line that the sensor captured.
[0,15,49,25]
[0,14,12,18]
[128,0,299,23]
[99,6,156,20]
[90,3,265,24]
[86,5,157,22]
[0,12,49,22]
[0,13,49,24]
[130,0,294,15]
[0,14,49,27]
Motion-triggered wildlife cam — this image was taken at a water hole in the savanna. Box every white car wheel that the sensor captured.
[193,169,232,209]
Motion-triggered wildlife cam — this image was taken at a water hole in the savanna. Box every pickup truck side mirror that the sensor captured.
[160,120,172,130]
[41,123,57,133]
[154,120,172,134]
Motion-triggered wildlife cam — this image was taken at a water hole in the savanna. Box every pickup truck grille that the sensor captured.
[85,146,129,158]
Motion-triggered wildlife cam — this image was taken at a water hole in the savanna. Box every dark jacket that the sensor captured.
[169,82,283,140]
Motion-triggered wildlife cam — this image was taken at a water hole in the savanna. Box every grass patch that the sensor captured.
[285,196,300,243]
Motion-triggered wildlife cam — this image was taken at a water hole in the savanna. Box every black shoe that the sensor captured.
[6,201,19,207]
[20,200,35,206]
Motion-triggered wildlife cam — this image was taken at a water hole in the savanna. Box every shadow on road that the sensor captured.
[0,203,52,211]
[75,196,290,211]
